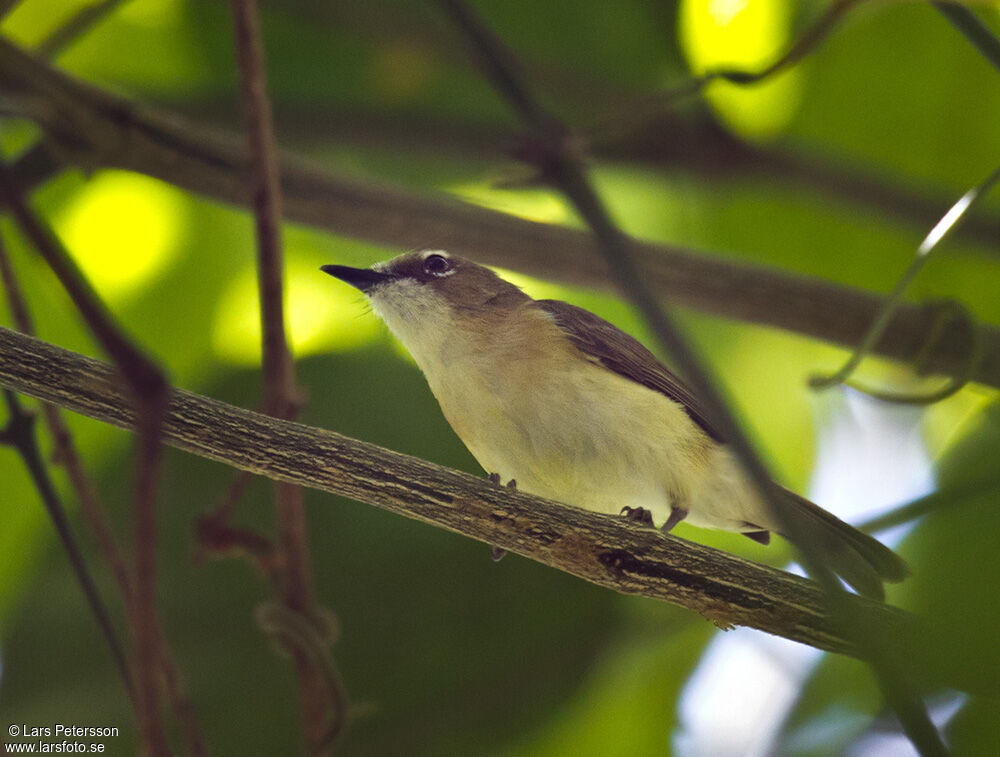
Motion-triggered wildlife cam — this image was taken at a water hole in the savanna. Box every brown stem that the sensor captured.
[0,165,170,757]
[0,385,132,695]
[228,0,334,750]
[0,229,207,757]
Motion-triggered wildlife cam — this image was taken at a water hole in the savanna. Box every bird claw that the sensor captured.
[487,474,515,560]
[620,506,654,526]
[488,472,517,489]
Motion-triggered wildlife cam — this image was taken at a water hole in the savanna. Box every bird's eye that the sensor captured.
[423,254,452,276]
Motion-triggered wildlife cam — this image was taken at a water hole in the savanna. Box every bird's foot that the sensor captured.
[620,506,654,526]
[488,472,518,489]
[487,474,516,560]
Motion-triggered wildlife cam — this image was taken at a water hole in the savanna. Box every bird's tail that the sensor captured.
[777,486,909,600]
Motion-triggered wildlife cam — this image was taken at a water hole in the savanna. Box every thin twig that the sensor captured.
[0,164,171,757]
[3,325,999,697]
[197,470,275,576]
[0,221,137,604]
[0,0,22,21]
[597,0,1000,146]
[590,0,862,136]
[860,472,1000,535]
[845,301,982,404]
[36,0,130,59]
[228,0,339,751]
[1,37,998,390]
[255,602,349,749]
[810,163,1000,399]
[0,386,132,696]
[0,233,206,757]
[435,2,949,754]
[933,2,1000,72]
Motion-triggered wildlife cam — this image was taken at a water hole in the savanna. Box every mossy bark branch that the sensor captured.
[0,324,915,657]
[0,37,997,390]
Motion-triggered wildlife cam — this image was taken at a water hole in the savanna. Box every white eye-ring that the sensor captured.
[423,253,454,277]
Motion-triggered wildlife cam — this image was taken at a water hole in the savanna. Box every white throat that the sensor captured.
[368,279,458,373]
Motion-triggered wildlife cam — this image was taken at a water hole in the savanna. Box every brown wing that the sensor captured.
[537,299,724,443]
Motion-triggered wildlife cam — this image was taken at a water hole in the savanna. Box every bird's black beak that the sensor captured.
[320,264,392,293]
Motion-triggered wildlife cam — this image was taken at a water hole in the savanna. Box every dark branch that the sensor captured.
[933,2,1000,72]
[1,325,996,696]
[0,385,132,696]
[0,38,997,390]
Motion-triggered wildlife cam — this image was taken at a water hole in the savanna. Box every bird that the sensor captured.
[322,250,908,598]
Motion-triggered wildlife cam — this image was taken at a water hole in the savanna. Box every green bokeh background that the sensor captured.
[1,1,999,755]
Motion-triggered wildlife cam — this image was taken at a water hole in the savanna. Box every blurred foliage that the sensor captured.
[1,0,1000,755]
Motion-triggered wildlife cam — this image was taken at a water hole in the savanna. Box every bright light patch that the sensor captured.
[54,171,185,302]
[709,0,750,25]
[678,0,801,139]
[675,390,934,756]
[213,260,381,365]
[449,182,571,225]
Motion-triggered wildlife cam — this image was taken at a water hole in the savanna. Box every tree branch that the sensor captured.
[2,324,995,697]
[142,97,1000,254]
[0,37,997,390]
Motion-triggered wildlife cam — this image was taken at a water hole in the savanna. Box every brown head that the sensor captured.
[321,251,532,359]
[322,251,526,312]
[323,249,530,319]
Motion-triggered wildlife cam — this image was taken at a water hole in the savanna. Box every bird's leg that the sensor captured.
[620,506,654,526]
[660,507,689,533]
[486,473,516,561]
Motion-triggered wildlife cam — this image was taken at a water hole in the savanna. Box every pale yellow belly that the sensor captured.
[431,356,716,527]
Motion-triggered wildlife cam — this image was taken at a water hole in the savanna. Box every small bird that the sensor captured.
[322,251,908,598]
